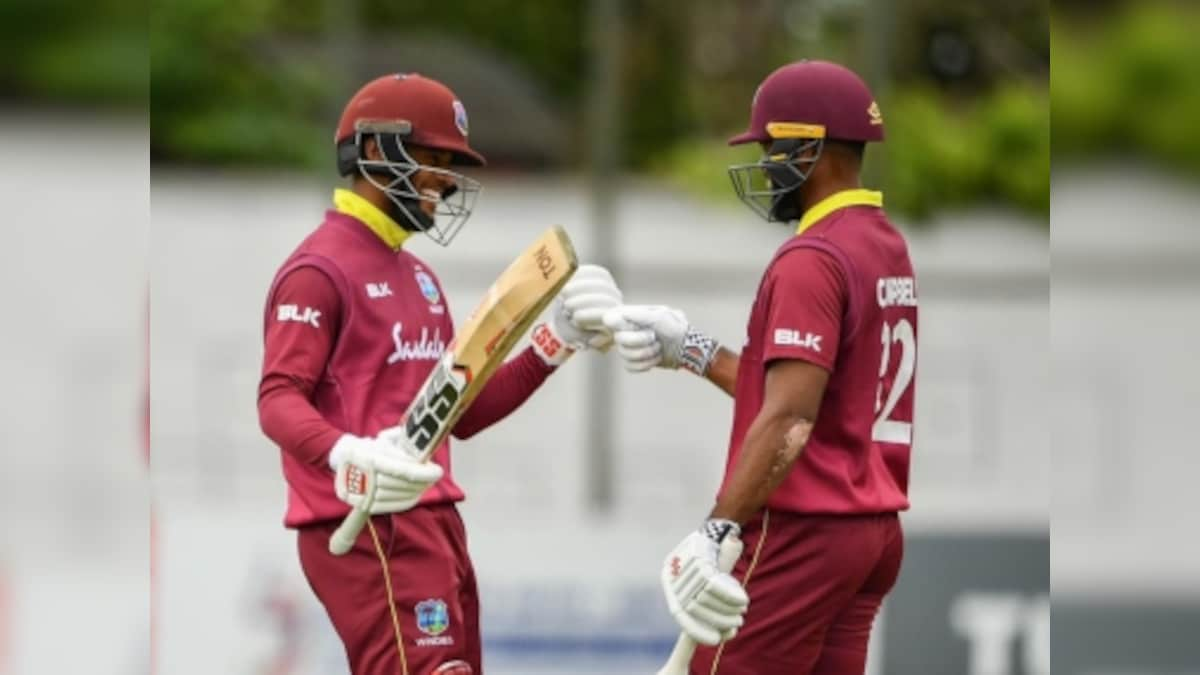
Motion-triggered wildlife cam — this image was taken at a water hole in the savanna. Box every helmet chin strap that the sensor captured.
[353,132,481,247]
[764,137,821,223]
[769,191,805,223]
[387,196,434,232]
[384,182,460,233]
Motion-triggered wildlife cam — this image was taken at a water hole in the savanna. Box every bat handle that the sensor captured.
[655,635,696,675]
[329,507,369,555]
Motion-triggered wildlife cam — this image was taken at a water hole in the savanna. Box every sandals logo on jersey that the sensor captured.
[387,321,446,364]
[415,598,455,647]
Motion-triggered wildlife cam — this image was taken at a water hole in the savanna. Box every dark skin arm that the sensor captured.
[703,347,740,397]
[709,359,827,524]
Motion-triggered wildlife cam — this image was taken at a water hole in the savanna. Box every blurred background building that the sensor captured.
[2,0,1197,673]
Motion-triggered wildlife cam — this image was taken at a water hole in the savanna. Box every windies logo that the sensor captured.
[415,269,441,305]
[452,100,469,138]
[416,598,450,636]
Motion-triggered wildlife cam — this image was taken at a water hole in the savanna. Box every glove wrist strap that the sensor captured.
[701,518,741,544]
[531,322,573,366]
[680,327,719,376]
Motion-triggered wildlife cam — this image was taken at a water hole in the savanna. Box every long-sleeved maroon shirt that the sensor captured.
[258,191,557,527]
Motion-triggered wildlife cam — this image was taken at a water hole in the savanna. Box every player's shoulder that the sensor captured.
[768,236,845,277]
[271,263,342,307]
[398,246,431,268]
[802,206,911,267]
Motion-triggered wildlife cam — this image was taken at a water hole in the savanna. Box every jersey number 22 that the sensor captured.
[873,318,915,444]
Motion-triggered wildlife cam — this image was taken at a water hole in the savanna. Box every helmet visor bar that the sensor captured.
[727,138,822,222]
[356,130,481,247]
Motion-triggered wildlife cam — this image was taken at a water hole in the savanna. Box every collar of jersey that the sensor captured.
[796,189,883,235]
[333,188,411,250]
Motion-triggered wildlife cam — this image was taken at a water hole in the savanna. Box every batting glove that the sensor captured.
[603,305,720,375]
[329,429,444,515]
[532,264,623,366]
[661,519,749,646]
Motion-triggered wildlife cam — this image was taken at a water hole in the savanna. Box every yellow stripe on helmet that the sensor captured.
[765,122,826,139]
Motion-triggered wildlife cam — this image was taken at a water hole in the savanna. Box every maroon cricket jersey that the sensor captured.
[265,209,466,526]
[721,190,917,514]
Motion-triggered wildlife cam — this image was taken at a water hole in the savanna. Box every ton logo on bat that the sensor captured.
[535,245,556,280]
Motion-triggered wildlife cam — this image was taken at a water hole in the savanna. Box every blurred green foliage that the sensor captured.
[0,0,146,105]
[364,1,588,103]
[1,0,1060,222]
[150,0,330,166]
[884,85,1048,219]
[654,83,1049,222]
[1052,2,1200,175]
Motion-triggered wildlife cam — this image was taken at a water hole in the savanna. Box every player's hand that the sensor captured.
[329,430,444,515]
[603,304,720,376]
[661,520,749,646]
[533,264,623,365]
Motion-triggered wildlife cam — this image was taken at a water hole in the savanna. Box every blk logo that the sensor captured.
[774,328,822,352]
[366,282,393,299]
[276,304,321,328]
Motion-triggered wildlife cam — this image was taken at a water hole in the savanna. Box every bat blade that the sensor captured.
[329,226,578,555]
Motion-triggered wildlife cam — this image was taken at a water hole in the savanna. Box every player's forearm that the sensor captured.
[709,409,811,524]
[258,376,344,465]
[702,347,739,397]
[451,347,554,439]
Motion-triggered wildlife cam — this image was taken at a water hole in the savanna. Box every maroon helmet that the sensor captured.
[335,73,485,246]
[727,60,884,222]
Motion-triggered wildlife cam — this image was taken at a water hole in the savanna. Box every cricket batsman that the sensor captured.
[256,73,621,674]
[605,60,918,674]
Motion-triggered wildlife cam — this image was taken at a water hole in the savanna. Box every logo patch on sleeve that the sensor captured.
[774,328,822,352]
[276,304,321,328]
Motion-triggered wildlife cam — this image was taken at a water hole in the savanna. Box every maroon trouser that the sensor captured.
[297,504,480,675]
[691,511,903,675]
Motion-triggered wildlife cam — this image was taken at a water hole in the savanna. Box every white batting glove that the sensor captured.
[329,429,444,515]
[532,264,623,366]
[602,305,720,375]
[661,519,749,646]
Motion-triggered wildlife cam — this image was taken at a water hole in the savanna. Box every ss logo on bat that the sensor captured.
[405,359,462,451]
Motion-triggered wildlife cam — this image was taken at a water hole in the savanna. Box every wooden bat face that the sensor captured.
[330,226,578,554]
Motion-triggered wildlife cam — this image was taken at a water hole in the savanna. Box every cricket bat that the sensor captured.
[329,225,579,555]
[655,535,744,675]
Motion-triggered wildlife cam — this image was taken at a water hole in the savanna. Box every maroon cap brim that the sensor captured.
[727,129,765,146]
[443,137,486,166]
[453,146,487,167]
[411,132,487,166]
